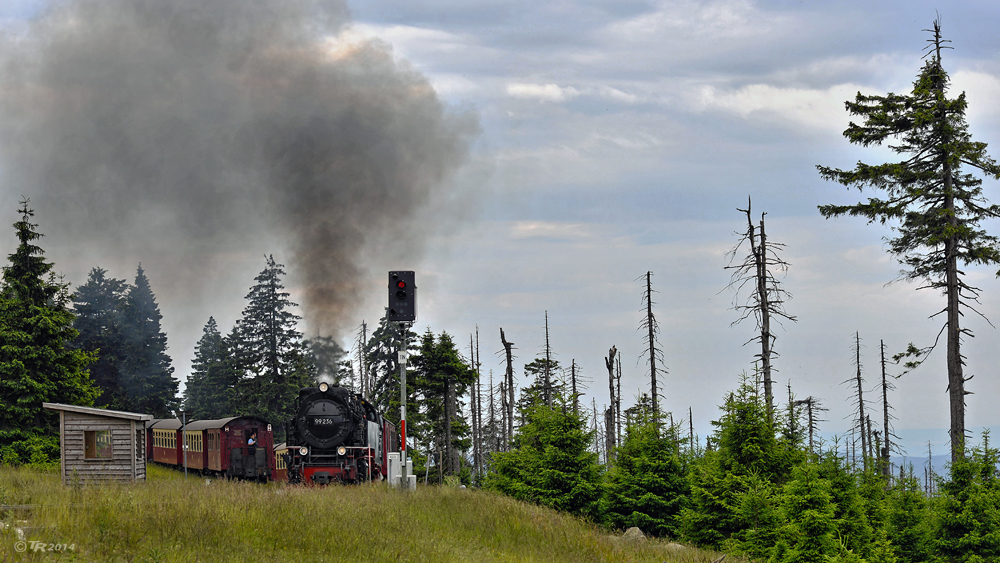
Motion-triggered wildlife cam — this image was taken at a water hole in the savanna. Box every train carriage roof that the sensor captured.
[146,418,169,429]
[149,418,182,430]
[183,418,226,431]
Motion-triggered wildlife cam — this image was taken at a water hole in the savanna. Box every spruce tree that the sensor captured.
[487,403,603,518]
[729,472,782,559]
[815,449,874,557]
[72,267,129,408]
[714,375,788,479]
[771,463,839,563]
[234,255,311,434]
[517,357,562,419]
[932,433,1000,561]
[817,20,1000,462]
[602,415,689,538]
[120,264,179,417]
[679,372,794,548]
[410,330,475,477]
[183,317,238,419]
[886,467,930,562]
[366,311,417,421]
[680,450,738,548]
[0,200,97,464]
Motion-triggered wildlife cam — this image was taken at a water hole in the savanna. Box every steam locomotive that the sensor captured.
[284,382,397,484]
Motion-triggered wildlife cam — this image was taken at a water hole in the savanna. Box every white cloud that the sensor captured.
[509,221,596,241]
[690,82,867,132]
[580,131,665,151]
[597,85,640,104]
[506,82,581,102]
[427,73,481,97]
[346,22,471,55]
[953,70,1000,121]
[506,82,654,105]
[606,0,792,47]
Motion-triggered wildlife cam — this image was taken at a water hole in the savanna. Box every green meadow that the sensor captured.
[0,465,731,563]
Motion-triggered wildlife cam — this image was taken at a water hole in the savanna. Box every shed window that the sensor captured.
[85,430,113,459]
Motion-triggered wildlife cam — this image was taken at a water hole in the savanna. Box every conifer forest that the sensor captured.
[3,5,1000,563]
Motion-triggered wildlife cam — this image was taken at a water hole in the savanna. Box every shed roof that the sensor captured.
[43,403,152,422]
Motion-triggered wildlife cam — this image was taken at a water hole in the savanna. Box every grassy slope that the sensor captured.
[1,466,731,563]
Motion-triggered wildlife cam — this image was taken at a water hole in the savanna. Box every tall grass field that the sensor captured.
[0,465,731,563]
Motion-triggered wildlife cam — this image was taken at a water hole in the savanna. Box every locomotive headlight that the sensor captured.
[319,382,329,393]
[299,447,308,456]
[337,446,347,456]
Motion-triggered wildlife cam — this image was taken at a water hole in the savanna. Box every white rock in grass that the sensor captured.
[622,527,646,541]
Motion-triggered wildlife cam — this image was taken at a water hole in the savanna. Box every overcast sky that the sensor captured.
[2,0,1000,457]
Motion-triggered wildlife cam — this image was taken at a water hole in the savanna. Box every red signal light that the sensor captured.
[388,271,416,322]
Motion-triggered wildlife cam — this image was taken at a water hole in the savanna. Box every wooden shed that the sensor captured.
[42,403,153,485]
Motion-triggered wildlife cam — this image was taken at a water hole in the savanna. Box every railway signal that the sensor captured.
[388,271,416,322]
[389,271,415,489]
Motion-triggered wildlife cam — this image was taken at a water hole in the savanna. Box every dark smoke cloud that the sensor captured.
[0,0,477,338]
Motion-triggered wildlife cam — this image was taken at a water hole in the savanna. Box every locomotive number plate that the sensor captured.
[311,418,338,425]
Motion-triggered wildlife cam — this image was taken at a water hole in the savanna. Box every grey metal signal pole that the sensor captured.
[398,334,408,489]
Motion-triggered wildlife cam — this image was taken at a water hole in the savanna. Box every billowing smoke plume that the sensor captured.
[0,0,476,338]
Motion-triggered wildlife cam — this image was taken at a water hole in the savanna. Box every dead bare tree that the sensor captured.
[604,406,615,462]
[445,372,454,474]
[469,329,485,478]
[615,354,622,446]
[638,271,665,433]
[488,369,498,455]
[591,398,603,461]
[844,332,872,472]
[355,321,369,397]
[543,311,554,407]
[500,328,516,449]
[724,197,796,425]
[866,414,875,461]
[785,382,805,445]
[469,333,477,475]
[605,346,617,453]
[499,380,508,450]
[795,396,827,455]
[570,359,579,415]
[879,339,901,478]
[688,406,696,454]
[925,441,936,496]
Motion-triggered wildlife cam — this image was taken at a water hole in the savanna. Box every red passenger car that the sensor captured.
[182,421,208,472]
[187,416,274,481]
[145,418,168,460]
[149,419,183,466]
[146,416,274,481]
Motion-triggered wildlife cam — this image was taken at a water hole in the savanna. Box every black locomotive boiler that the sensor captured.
[285,382,396,484]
